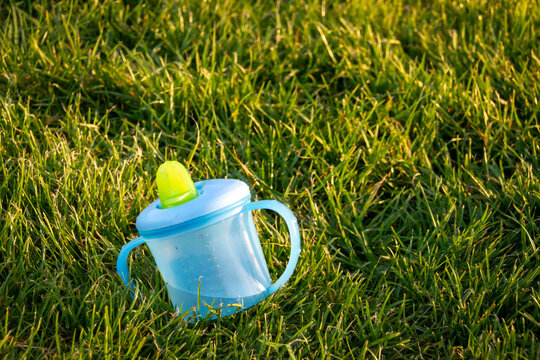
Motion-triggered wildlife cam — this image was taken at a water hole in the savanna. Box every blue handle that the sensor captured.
[116,236,146,292]
[244,200,301,294]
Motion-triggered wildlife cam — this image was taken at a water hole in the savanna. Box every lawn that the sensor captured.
[0,0,539,358]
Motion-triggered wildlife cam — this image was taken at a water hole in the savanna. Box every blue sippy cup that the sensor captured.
[116,161,301,319]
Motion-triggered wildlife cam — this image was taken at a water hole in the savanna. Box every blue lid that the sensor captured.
[136,179,251,236]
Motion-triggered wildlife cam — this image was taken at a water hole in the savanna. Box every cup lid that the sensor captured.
[136,179,251,236]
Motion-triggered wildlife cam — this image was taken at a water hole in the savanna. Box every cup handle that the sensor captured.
[244,200,301,295]
[116,236,147,292]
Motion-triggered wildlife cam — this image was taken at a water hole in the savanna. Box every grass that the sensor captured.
[0,0,539,358]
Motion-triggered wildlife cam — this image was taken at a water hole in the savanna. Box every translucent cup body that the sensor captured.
[146,210,272,318]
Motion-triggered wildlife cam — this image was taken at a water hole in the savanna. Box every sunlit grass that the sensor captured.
[0,0,538,358]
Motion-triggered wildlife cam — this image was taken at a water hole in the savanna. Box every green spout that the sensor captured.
[156,161,198,209]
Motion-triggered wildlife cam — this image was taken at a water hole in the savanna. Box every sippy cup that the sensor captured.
[116,161,301,319]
